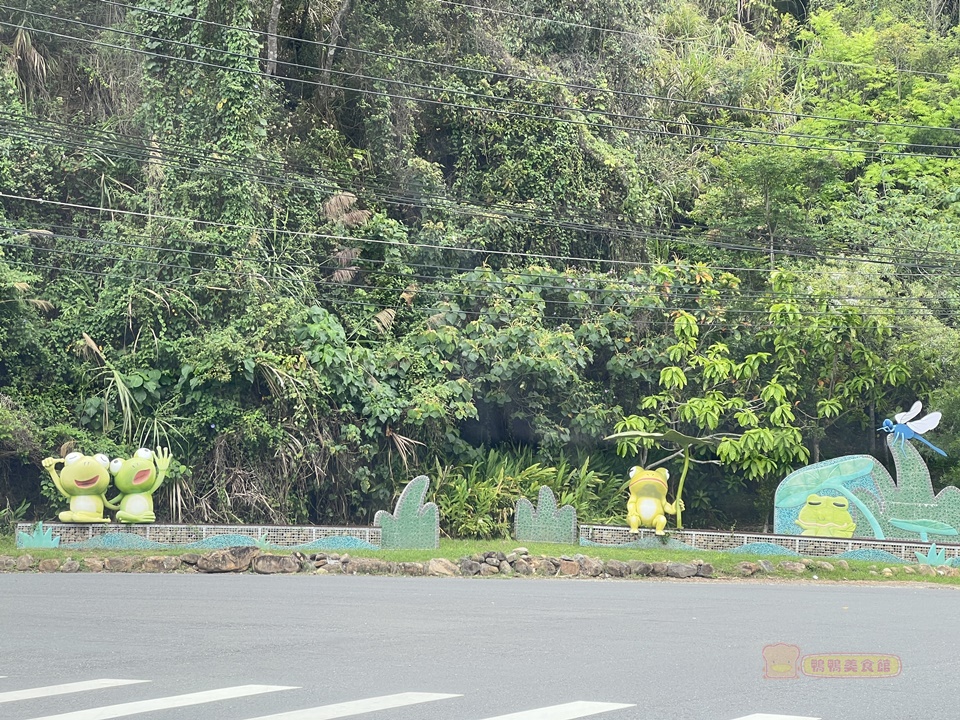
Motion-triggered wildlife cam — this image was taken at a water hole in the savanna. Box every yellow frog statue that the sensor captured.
[627,466,684,536]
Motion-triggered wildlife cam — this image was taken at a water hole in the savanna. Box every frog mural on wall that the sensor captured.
[794,494,856,538]
[775,402,960,544]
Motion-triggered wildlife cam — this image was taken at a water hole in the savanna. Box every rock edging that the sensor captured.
[9,548,952,579]
[0,547,714,579]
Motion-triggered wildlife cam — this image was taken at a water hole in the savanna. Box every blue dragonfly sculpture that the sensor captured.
[880,401,947,457]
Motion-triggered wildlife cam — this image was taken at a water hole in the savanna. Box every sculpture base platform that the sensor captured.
[16,522,381,551]
[579,525,960,564]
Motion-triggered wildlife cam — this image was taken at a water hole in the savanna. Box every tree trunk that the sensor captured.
[266,0,282,77]
[321,0,355,87]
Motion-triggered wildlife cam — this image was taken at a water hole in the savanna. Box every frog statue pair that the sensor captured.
[41,447,171,524]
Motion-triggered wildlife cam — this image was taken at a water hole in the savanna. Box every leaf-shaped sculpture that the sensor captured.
[775,456,883,538]
[603,429,723,448]
[775,457,875,507]
[16,521,61,548]
[915,543,948,566]
[889,518,958,543]
[374,475,439,549]
[514,486,577,544]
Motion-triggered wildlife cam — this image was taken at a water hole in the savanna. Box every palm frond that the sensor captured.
[373,308,396,334]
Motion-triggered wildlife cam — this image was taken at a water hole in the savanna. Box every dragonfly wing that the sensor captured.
[895,401,923,424]
[907,411,942,434]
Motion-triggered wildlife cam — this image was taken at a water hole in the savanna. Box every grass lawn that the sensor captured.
[2,533,958,585]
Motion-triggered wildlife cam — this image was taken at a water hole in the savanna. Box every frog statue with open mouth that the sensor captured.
[107,447,171,524]
[42,452,115,523]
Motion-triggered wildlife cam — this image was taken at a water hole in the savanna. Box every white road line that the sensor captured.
[242,692,462,719]
[0,679,147,704]
[732,715,821,720]
[476,701,636,720]
[24,684,297,720]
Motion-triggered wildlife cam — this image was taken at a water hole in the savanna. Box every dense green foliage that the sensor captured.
[3,0,960,534]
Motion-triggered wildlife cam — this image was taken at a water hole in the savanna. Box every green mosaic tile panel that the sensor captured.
[514,486,577,544]
[373,475,439,549]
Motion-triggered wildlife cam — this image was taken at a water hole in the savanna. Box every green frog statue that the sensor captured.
[42,452,115,523]
[107,447,171,524]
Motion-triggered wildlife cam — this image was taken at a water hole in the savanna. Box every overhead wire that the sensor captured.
[4,223,960,325]
[434,0,955,80]
[4,9,960,297]
[5,13,960,160]
[7,190,960,284]
[0,98,957,270]
[12,217,960,303]
[6,245,954,335]
[0,116,859,267]
[98,0,960,137]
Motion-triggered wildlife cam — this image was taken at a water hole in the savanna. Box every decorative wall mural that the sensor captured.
[775,402,960,544]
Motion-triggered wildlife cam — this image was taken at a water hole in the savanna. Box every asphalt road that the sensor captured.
[1,574,954,720]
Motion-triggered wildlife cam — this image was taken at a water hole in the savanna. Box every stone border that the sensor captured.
[579,525,960,563]
[0,547,713,579]
[2,548,956,580]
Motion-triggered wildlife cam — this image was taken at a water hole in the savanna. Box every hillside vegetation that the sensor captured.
[3,0,960,534]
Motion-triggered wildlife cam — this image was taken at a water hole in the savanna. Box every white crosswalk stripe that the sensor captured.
[22,684,297,720]
[0,677,816,720]
[475,701,636,720]
[242,692,461,719]
[0,680,147,704]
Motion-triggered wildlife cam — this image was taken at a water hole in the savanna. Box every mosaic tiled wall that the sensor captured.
[578,524,960,562]
[373,475,440,549]
[775,434,960,543]
[514,486,577,544]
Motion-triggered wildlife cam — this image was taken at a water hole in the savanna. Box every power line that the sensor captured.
[1,78,957,269]
[434,0,954,80]
[6,246,954,334]
[98,0,960,137]
[25,5,960,153]
[6,15,960,160]
[0,117,853,268]
[18,218,960,301]
[5,224,960,321]
[8,190,960,282]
